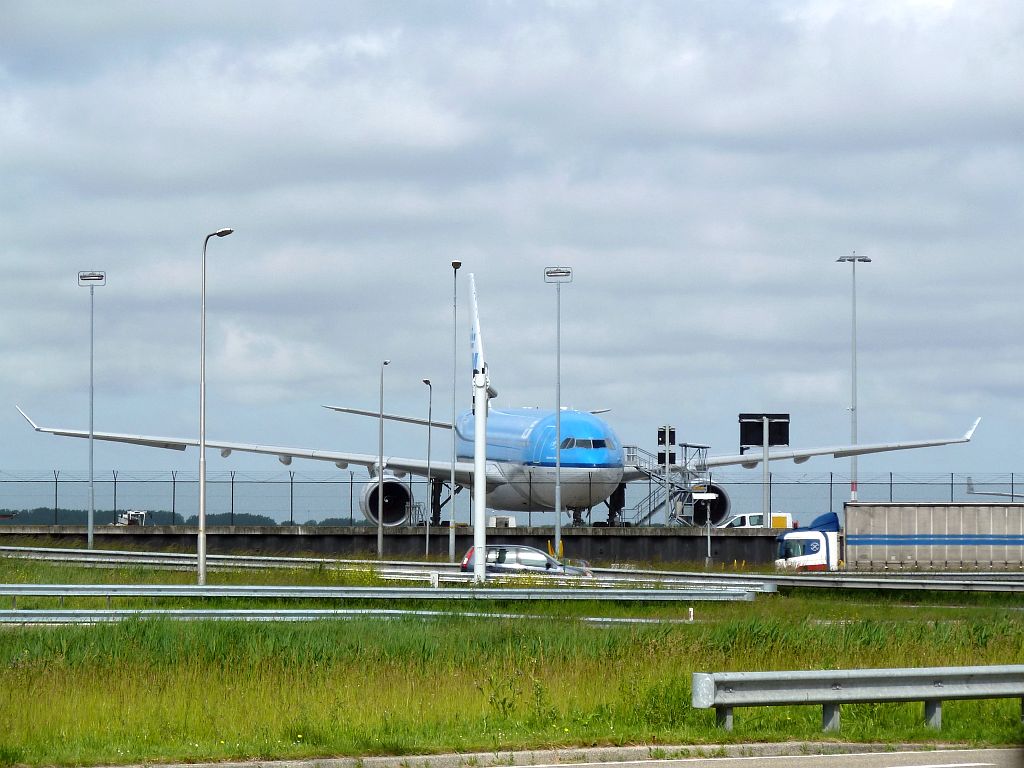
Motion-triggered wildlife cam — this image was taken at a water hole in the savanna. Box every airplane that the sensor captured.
[966,476,1020,501]
[17,273,981,528]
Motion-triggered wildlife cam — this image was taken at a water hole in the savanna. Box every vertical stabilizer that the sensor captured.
[468,273,490,582]
[469,273,497,402]
[469,273,487,377]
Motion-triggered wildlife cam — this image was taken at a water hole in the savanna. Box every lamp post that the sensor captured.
[544,266,573,557]
[198,227,233,586]
[423,378,432,557]
[377,359,390,558]
[78,270,105,548]
[449,260,461,562]
[837,251,871,502]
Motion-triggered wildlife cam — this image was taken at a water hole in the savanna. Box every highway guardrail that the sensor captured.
[0,583,756,605]
[692,664,1024,731]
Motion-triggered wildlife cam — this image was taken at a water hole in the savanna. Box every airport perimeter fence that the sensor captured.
[1,470,1021,528]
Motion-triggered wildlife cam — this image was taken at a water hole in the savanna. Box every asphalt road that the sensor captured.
[572,748,1024,767]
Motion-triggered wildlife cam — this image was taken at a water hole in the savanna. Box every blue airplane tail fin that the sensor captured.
[468,274,497,408]
[469,273,487,378]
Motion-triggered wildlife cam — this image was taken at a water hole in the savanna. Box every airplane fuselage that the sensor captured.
[455,406,624,511]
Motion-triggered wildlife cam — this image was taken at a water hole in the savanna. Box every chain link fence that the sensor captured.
[3,470,1021,528]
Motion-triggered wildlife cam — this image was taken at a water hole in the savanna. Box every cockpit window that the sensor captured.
[560,437,608,450]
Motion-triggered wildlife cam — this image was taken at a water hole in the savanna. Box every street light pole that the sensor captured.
[199,227,233,586]
[544,266,573,557]
[423,378,432,557]
[837,251,871,502]
[449,260,461,562]
[78,270,105,548]
[377,359,390,558]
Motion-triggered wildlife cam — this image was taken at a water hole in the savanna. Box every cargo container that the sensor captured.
[845,502,1024,570]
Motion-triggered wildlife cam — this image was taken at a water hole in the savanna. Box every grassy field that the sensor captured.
[0,557,1022,765]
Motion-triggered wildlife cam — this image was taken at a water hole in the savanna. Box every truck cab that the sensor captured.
[775,512,840,571]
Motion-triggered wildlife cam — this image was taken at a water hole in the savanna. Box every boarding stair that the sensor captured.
[622,444,711,526]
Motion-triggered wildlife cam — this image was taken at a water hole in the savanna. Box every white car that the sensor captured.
[460,544,592,577]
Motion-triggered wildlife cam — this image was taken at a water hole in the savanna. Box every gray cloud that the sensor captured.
[1,0,1020,483]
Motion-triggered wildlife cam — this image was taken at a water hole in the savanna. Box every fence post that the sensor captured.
[112,469,118,518]
[289,470,295,525]
[829,472,833,513]
[171,470,177,525]
[889,472,893,503]
[53,470,59,525]
[349,471,354,526]
[230,470,235,526]
[924,700,942,729]
[950,472,954,502]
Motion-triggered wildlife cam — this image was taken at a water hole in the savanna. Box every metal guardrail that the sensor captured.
[0,546,777,592]
[0,583,756,604]
[9,544,1024,591]
[0,607,698,625]
[0,545,465,572]
[593,566,1024,593]
[769,573,1024,592]
[692,664,1024,732]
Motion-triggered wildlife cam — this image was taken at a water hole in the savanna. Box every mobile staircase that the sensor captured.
[622,444,712,526]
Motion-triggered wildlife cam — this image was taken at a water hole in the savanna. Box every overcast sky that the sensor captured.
[1,0,1021,486]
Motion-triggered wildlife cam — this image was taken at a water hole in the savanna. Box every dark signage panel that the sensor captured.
[769,420,790,446]
[738,413,790,450]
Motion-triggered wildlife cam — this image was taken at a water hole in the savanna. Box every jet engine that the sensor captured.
[359,475,412,526]
[691,482,731,527]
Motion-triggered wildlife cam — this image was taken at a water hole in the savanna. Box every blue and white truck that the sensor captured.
[775,503,1024,571]
[774,512,841,571]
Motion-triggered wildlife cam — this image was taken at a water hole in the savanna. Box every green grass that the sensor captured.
[1,616,1022,766]
[0,556,1023,765]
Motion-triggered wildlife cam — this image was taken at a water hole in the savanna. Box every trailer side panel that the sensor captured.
[844,503,1024,570]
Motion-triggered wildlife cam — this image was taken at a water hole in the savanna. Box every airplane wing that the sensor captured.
[322,405,453,429]
[965,476,1018,499]
[700,418,981,470]
[16,406,480,486]
[621,418,980,480]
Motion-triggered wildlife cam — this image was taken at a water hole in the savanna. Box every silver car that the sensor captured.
[460,544,592,577]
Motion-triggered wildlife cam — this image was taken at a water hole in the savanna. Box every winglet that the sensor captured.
[15,406,40,431]
[964,417,981,441]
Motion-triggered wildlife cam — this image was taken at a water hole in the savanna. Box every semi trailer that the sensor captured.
[775,503,1024,571]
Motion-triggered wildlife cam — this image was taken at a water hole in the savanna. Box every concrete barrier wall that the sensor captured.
[0,525,780,565]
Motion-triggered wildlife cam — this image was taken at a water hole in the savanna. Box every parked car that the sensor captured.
[460,544,592,577]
